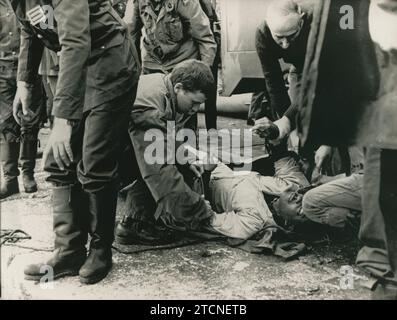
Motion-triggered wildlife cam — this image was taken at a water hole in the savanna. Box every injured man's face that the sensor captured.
[273,187,309,225]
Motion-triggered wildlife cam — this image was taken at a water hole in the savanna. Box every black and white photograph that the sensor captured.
[1,0,397,305]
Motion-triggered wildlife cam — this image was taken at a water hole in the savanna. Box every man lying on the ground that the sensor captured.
[205,152,362,241]
[272,173,363,237]
[206,151,310,239]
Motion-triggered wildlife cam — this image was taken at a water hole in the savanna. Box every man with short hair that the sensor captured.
[115,59,216,244]
[124,0,218,129]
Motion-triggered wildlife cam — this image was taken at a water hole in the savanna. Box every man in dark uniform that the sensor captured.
[0,0,44,199]
[11,0,140,284]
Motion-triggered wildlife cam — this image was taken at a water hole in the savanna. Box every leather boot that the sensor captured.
[24,185,89,281]
[79,185,117,285]
[115,216,172,245]
[20,138,38,193]
[0,140,20,199]
[114,180,173,245]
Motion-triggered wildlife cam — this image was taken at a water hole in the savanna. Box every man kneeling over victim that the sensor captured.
[115,59,361,244]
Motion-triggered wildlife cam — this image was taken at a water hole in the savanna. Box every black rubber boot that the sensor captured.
[79,185,117,285]
[0,141,20,199]
[20,138,38,193]
[24,185,89,281]
[79,247,112,285]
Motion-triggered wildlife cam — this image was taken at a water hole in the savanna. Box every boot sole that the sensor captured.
[79,264,113,285]
[114,235,147,246]
[24,269,79,281]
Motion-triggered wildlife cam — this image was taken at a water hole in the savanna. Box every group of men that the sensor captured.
[249,0,397,300]
[0,0,396,299]
[0,0,219,285]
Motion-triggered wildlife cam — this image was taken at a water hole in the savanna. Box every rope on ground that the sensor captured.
[0,229,53,252]
[1,229,31,246]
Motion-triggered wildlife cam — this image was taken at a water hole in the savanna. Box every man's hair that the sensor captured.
[170,59,215,98]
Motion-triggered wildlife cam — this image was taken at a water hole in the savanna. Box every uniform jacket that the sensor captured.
[129,73,213,229]
[0,0,20,64]
[38,0,128,78]
[10,0,140,120]
[125,0,216,71]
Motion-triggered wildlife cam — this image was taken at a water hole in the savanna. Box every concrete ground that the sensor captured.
[0,113,373,300]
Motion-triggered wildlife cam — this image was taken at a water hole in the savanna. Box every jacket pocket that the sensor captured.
[88,33,139,90]
[89,31,125,60]
[163,15,184,42]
